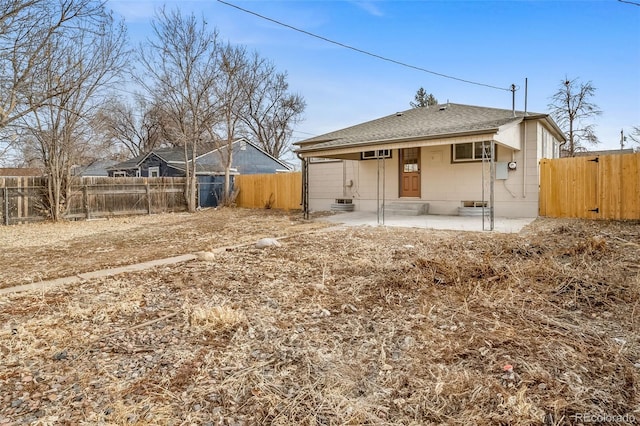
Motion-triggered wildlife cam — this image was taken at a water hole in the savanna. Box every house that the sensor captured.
[295,103,566,218]
[107,138,292,207]
[107,138,291,178]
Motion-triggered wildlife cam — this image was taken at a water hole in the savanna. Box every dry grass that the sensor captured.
[0,213,638,425]
[0,208,329,290]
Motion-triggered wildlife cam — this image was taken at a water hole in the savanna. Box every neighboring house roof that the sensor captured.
[296,103,565,153]
[71,160,120,177]
[0,168,43,176]
[108,138,291,174]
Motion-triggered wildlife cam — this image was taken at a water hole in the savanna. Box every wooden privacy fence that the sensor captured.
[235,172,301,210]
[539,153,640,220]
[66,177,187,219]
[0,176,188,225]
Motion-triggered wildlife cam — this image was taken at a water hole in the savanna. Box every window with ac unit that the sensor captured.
[361,149,392,160]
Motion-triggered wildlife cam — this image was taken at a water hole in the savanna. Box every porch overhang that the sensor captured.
[297,130,505,159]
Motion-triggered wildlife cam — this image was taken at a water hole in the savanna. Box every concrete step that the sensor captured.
[458,206,492,216]
[384,202,429,216]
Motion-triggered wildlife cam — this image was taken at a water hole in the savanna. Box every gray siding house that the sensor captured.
[107,138,291,178]
[107,138,292,207]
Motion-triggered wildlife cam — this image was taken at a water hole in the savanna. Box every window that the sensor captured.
[148,166,160,177]
[452,142,495,162]
[135,169,141,177]
[402,148,419,172]
[113,171,126,177]
[361,149,392,160]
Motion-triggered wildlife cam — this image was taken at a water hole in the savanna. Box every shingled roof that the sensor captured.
[296,103,551,152]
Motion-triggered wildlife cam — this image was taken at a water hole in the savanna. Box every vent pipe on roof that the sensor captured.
[396,112,403,116]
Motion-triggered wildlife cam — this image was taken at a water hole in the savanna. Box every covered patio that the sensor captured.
[295,103,565,230]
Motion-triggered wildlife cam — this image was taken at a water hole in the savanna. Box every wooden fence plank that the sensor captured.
[235,173,301,210]
[540,153,640,220]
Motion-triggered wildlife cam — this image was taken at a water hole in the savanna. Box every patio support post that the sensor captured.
[382,152,386,225]
[481,141,495,231]
[490,140,495,230]
[376,155,380,224]
[302,157,309,220]
[482,142,486,230]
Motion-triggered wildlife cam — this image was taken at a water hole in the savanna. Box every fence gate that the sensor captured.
[539,153,640,220]
[0,177,47,225]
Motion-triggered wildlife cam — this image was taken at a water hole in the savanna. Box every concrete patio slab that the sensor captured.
[320,211,536,233]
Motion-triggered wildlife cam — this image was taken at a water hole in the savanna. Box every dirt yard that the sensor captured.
[0,209,638,425]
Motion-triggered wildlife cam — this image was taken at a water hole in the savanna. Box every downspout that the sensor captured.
[296,152,309,220]
[522,78,528,198]
[523,120,527,198]
[342,160,346,198]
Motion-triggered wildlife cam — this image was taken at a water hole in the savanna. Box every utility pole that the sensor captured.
[620,129,626,150]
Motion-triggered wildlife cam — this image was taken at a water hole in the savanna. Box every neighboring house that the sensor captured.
[295,103,566,218]
[107,138,291,178]
[71,160,120,177]
[107,138,292,207]
[573,149,634,157]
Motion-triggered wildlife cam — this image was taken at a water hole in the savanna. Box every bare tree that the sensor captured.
[240,53,305,159]
[209,43,250,203]
[19,5,129,220]
[138,8,220,212]
[93,96,165,158]
[0,0,106,162]
[628,126,640,149]
[548,78,601,157]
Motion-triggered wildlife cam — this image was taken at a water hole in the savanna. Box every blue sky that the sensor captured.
[108,0,640,151]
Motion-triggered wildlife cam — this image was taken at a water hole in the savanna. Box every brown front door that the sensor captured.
[400,147,420,197]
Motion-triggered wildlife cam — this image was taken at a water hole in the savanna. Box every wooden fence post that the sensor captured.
[146,182,151,215]
[83,185,90,219]
[3,187,8,226]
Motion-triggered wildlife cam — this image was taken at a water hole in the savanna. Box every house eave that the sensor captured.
[296,128,501,158]
[524,114,566,142]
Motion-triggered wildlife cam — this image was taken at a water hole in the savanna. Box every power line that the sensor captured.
[618,0,640,6]
[217,0,512,92]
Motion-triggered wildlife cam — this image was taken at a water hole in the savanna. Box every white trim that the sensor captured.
[309,157,341,163]
[113,171,126,177]
[148,166,160,177]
